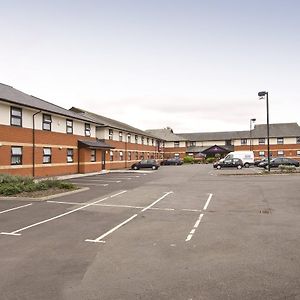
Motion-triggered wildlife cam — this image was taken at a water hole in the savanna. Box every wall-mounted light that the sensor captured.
[59,146,63,150]
[0,143,3,147]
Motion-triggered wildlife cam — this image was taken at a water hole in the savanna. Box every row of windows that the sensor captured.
[109,150,155,161]
[10,147,97,165]
[258,150,300,157]
[243,137,300,145]
[108,129,156,145]
[10,107,91,136]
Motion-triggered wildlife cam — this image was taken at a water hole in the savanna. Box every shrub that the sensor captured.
[58,182,75,190]
[205,157,215,164]
[278,165,296,173]
[183,156,195,164]
[0,183,23,196]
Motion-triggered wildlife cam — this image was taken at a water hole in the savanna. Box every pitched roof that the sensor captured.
[70,107,158,139]
[177,130,249,141]
[0,83,95,123]
[145,128,187,141]
[251,123,300,138]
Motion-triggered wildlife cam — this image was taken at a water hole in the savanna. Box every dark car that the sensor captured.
[254,157,268,166]
[160,158,183,166]
[258,157,300,169]
[213,158,243,169]
[131,159,160,170]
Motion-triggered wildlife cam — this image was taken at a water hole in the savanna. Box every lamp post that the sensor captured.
[249,118,256,151]
[258,91,270,172]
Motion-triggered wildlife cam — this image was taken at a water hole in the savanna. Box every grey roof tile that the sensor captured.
[145,128,187,141]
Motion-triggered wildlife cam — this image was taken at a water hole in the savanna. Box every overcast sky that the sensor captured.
[1,0,299,132]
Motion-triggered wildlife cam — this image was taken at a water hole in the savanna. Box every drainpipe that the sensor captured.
[32,110,41,177]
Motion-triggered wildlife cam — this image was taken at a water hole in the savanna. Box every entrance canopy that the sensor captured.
[78,140,114,149]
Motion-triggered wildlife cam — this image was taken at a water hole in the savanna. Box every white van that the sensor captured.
[222,151,254,168]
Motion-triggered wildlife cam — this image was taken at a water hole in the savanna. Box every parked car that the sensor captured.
[213,158,244,169]
[258,157,300,169]
[131,159,160,170]
[160,158,183,166]
[254,157,268,166]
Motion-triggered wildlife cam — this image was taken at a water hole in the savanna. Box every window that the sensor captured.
[127,134,131,143]
[136,152,139,160]
[42,114,52,131]
[189,141,196,147]
[110,151,114,161]
[128,151,131,161]
[66,119,73,134]
[91,149,96,162]
[43,147,52,164]
[10,107,22,127]
[277,137,284,144]
[241,139,247,145]
[175,153,180,157]
[141,137,144,145]
[109,129,113,140]
[174,141,180,147]
[135,135,138,144]
[259,151,265,157]
[277,150,284,156]
[11,146,22,165]
[151,139,154,146]
[119,131,123,142]
[119,151,123,160]
[297,150,300,156]
[141,152,144,159]
[67,149,74,163]
[259,138,265,145]
[85,123,91,136]
[297,137,300,144]
[147,138,149,145]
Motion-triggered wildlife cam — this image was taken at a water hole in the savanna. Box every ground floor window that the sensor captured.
[67,149,74,163]
[297,150,300,156]
[11,146,22,165]
[136,152,139,160]
[277,150,284,156]
[128,151,131,161]
[259,151,265,157]
[120,151,124,160]
[43,148,52,164]
[91,149,96,162]
[110,151,114,161]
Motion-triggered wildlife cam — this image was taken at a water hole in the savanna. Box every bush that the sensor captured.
[0,183,23,196]
[183,156,195,164]
[205,157,216,164]
[58,182,75,189]
[278,165,296,173]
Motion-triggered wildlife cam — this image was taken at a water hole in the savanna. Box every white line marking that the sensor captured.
[85,214,138,243]
[203,193,213,210]
[141,191,173,212]
[0,190,127,236]
[185,193,213,242]
[86,191,173,243]
[0,203,32,215]
[0,232,21,236]
[71,179,121,183]
[70,183,109,186]
[182,209,202,212]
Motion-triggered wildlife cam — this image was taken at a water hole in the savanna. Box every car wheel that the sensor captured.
[244,163,250,168]
[216,165,221,170]
[237,165,242,169]
[133,166,138,170]
[152,166,156,170]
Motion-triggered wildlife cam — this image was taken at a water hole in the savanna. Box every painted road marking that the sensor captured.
[86,191,173,243]
[185,193,213,242]
[0,203,33,215]
[71,179,121,183]
[0,191,127,237]
[70,183,109,186]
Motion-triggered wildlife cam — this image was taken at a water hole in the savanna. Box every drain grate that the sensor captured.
[259,208,272,214]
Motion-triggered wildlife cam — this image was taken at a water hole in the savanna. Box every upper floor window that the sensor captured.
[119,131,123,142]
[151,139,154,146]
[11,146,22,165]
[43,114,52,131]
[67,149,74,163]
[241,139,247,145]
[174,141,180,147]
[189,141,196,147]
[259,138,265,145]
[225,140,232,146]
[141,136,144,145]
[135,135,138,144]
[147,138,149,145]
[66,120,73,134]
[85,123,91,136]
[296,137,300,144]
[43,147,52,164]
[91,149,96,162]
[127,134,131,143]
[10,107,22,127]
[109,129,113,140]
[277,137,284,144]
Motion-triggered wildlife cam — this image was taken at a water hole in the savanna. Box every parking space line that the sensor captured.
[71,179,121,183]
[185,193,213,242]
[0,191,127,237]
[70,183,109,186]
[85,191,173,243]
[0,203,33,215]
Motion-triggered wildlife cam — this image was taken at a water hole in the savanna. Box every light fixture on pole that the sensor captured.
[249,118,256,151]
[258,91,270,172]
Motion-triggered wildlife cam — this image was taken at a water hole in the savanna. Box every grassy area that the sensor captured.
[0,174,75,196]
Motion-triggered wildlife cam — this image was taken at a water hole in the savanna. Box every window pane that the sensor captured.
[67,156,73,162]
[43,156,51,163]
[12,147,22,155]
[12,108,21,116]
[11,156,21,165]
[43,148,51,155]
[43,123,51,130]
[11,117,21,126]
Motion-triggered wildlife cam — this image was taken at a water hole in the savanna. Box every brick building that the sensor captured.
[70,108,164,170]
[0,83,112,177]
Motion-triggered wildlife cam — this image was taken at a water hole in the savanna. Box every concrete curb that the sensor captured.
[0,187,90,202]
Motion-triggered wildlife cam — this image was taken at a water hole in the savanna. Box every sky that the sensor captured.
[0,0,299,133]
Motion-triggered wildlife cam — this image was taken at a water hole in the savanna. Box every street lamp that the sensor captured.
[258,91,270,172]
[249,118,256,151]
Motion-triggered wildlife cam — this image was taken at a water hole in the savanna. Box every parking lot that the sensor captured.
[0,164,299,299]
